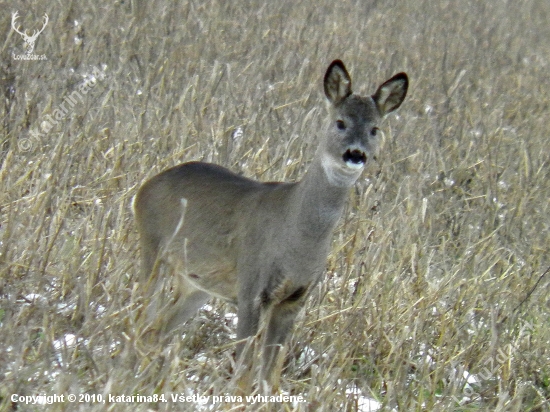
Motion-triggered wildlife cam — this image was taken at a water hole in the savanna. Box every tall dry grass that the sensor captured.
[1,0,549,410]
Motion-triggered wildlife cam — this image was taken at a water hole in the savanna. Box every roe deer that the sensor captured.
[134,60,408,389]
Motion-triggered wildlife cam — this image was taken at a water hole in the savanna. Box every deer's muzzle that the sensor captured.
[343,149,367,169]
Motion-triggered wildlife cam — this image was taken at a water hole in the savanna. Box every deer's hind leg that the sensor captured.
[162,277,210,333]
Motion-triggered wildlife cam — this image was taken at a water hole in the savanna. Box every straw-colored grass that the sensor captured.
[1,0,549,410]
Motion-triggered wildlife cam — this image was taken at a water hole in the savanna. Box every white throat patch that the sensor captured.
[345,160,364,170]
[321,153,363,187]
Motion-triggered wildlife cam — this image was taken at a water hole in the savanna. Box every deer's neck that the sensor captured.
[289,156,353,241]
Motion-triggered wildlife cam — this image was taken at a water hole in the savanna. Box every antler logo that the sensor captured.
[11,11,49,55]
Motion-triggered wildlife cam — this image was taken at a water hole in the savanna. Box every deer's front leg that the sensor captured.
[261,292,305,391]
[234,299,262,394]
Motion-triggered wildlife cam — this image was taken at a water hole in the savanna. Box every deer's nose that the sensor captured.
[343,149,367,169]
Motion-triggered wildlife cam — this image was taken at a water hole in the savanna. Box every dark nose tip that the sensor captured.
[343,149,367,165]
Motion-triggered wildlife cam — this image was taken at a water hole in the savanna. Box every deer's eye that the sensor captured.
[370,127,379,136]
[336,120,346,130]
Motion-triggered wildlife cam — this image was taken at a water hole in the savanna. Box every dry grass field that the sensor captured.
[1,0,549,410]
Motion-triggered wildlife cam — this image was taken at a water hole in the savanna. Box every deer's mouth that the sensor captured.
[343,149,367,170]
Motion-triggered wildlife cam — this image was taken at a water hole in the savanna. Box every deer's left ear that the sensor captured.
[324,60,352,105]
[372,73,408,116]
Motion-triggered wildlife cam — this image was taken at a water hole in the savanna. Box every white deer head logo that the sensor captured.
[11,11,49,55]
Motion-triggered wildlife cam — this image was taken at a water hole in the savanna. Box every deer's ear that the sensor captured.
[372,72,408,116]
[324,60,352,105]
